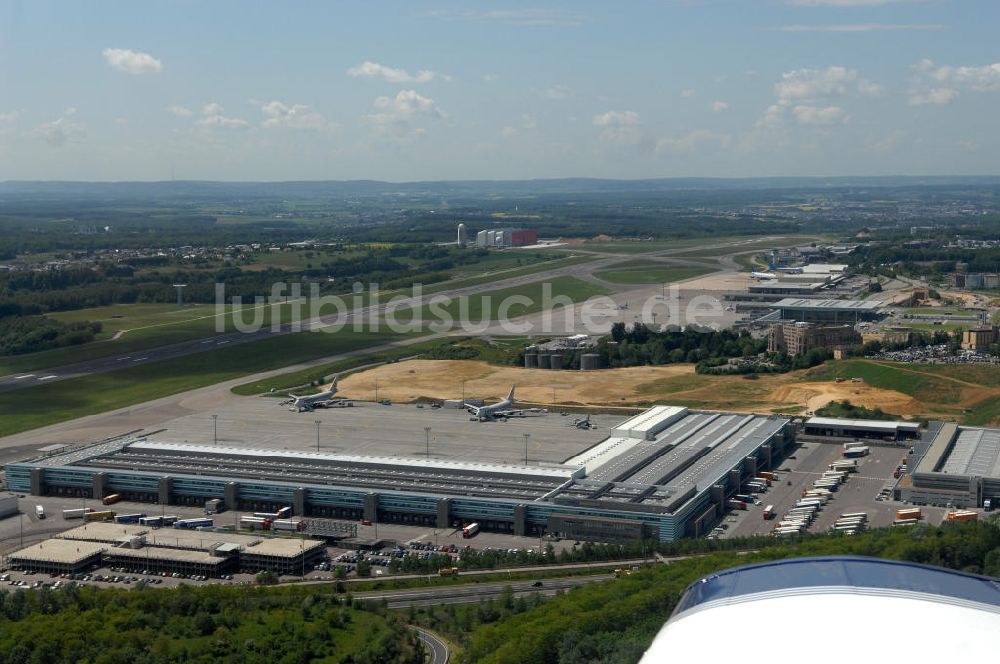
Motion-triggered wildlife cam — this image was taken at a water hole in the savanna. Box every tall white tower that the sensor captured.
[457,223,467,247]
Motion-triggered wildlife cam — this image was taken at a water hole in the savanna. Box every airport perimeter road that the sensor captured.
[354,575,613,609]
[411,627,449,664]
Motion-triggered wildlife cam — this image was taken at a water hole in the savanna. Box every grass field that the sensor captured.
[415,276,612,325]
[592,265,714,285]
[670,236,808,258]
[231,337,454,396]
[904,307,981,316]
[1,301,315,377]
[421,254,595,294]
[0,329,412,438]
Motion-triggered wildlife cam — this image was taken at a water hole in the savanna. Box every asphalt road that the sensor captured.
[355,575,613,609]
[412,627,449,664]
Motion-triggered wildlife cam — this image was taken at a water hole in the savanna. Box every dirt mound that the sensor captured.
[768,381,921,415]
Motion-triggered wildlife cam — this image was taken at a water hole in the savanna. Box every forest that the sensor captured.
[452,520,1000,664]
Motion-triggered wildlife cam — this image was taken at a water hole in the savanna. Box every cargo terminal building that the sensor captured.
[900,422,1000,508]
[5,406,793,543]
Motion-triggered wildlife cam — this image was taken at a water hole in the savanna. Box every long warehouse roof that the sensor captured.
[773,298,882,311]
[806,416,920,432]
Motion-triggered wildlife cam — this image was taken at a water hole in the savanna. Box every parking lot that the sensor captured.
[720,440,949,539]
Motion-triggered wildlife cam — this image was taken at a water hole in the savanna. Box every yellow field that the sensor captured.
[337,359,923,415]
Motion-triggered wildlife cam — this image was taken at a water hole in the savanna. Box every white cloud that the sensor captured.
[483,73,498,82]
[197,103,249,129]
[592,110,640,127]
[792,104,848,125]
[101,48,163,75]
[711,100,729,113]
[775,23,943,32]
[0,111,18,124]
[258,101,335,130]
[347,61,450,84]
[656,129,729,154]
[540,84,572,100]
[366,90,443,141]
[762,66,877,128]
[166,105,193,117]
[680,89,696,98]
[501,126,518,138]
[909,59,1000,105]
[775,66,878,104]
[33,110,85,147]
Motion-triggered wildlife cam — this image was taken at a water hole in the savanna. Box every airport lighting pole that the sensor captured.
[375,379,379,403]
[461,380,466,402]
[424,427,431,459]
[523,433,530,465]
[315,420,322,453]
[212,414,218,445]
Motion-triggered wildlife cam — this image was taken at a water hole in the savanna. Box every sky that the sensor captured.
[0,0,998,181]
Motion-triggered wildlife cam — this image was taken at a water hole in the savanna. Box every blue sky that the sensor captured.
[0,0,997,181]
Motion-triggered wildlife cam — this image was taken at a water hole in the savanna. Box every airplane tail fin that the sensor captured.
[329,376,338,389]
[507,384,516,401]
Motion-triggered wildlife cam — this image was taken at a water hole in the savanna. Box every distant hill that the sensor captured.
[2,175,1000,201]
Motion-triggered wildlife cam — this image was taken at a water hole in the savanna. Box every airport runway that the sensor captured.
[0,250,730,395]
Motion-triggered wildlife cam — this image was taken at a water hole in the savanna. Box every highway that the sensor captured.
[354,575,613,609]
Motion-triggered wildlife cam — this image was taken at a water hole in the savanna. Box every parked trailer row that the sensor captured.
[84,510,115,522]
[272,518,305,532]
[138,515,179,527]
[113,513,146,524]
[893,518,920,527]
[240,516,273,530]
[62,508,93,520]
[174,518,213,529]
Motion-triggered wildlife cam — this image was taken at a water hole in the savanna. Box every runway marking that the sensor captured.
[15,374,35,379]
[38,375,58,381]
[117,356,132,361]
[133,357,149,362]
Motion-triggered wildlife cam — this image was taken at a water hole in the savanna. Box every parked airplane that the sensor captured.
[466,385,528,421]
[566,414,598,430]
[283,377,344,412]
[751,271,778,280]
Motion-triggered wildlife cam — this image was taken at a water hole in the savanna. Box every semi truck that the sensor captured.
[101,494,122,505]
[240,516,273,530]
[204,498,224,515]
[727,499,748,511]
[842,446,869,458]
[272,518,305,532]
[893,518,920,527]
[438,567,460,576]
[84,510,115,522]
[763,505,775,519]
[946,510,978,522]
[174,517,213,529]
[114,513,146,524]
[829,460,858,472]
[62,508,92,520]
[462,522,480,538]
[35,505,45,519]
[895,508,922,520]
[139,516,164,527]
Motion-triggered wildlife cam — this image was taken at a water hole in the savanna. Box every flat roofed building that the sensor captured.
[803,416,920,441]
[771,298,882,323]
[767,321,861,356]
[10,540,106,573]
[963,325,997,351]
[639,557,1000,664]
[6,407,791,543]
[904,423,1000,507]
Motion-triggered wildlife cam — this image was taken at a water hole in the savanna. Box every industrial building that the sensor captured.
[0,492,19,519]
[962,325,997,351]
[639,556,1000,664]
[8,521,324,576]
[802,416,920,442]
[475,228,538,249]
[6,406,793,543]
[766,321,861,356]
[768,298,882,324]
[901,422,1000,508]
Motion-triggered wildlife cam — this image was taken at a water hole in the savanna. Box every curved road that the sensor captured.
[411,627,449,664]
